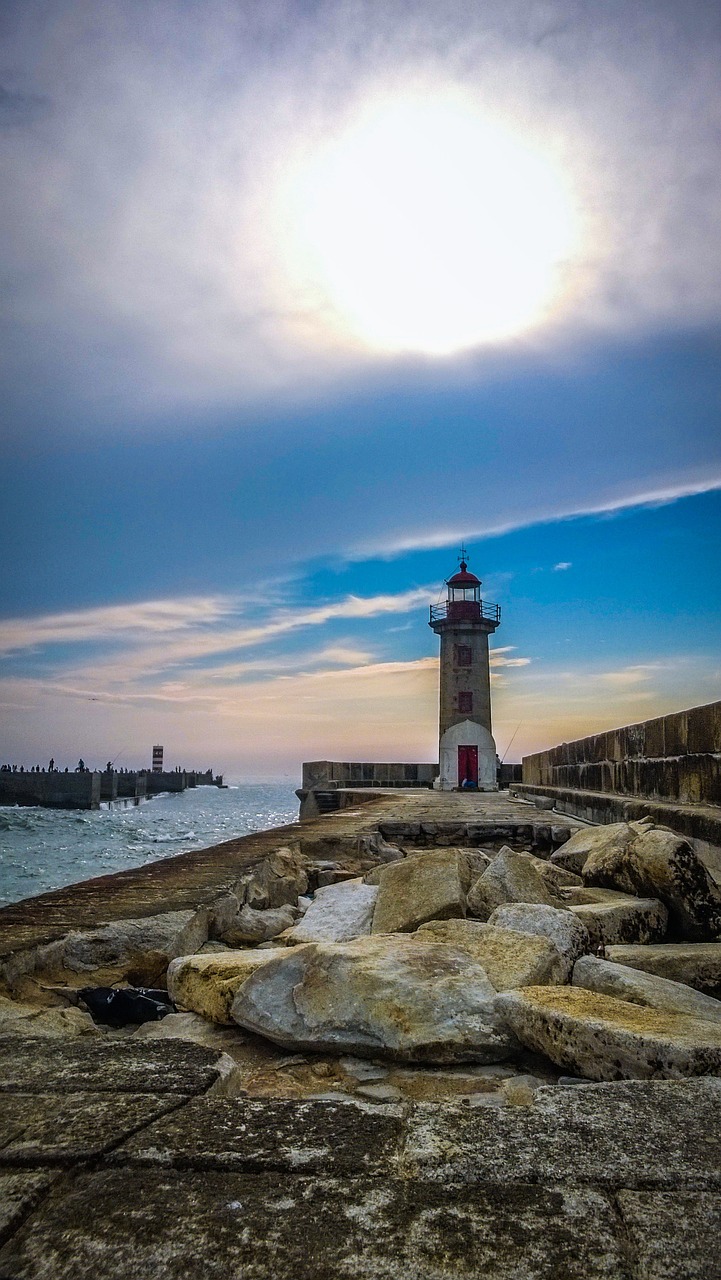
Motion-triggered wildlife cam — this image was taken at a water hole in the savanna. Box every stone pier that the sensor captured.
[1,789,720,1277]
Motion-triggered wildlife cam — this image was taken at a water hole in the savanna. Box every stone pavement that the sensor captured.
[0,1036,719,1278]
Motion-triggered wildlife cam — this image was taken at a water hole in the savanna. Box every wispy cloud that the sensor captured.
[361,474,721,557]
[553,561,572,571]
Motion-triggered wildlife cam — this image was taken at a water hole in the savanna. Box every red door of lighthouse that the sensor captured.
[458,745,478,787]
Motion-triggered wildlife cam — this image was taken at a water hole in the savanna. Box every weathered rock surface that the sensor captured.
[605,942,721,997]
[568,891,668,947]
[488,903,591,981]
[572,954,721,1023]
[167,949,285,1024]
[238,846,308,910]
[0,993,99,1037]
[496,985,721,1080]
[630,828,721,941]
[550,822,635,876]
[582,825,721,942]
[220,903,297,946]
[467,847,558,920]
[2,909,210,992]
[415,919,566,989]
[231,934,514,1063]
[285,879,377,944]
[525,854,583,892]
[371,849,468,934]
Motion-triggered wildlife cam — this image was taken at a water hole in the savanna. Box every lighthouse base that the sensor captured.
[435,720,498,791]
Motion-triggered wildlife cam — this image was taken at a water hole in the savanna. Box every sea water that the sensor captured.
[0,782,299,908]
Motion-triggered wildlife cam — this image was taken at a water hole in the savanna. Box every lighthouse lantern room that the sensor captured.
[429,551,501,790]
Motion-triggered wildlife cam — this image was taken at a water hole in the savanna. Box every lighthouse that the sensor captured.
[429,551,501,790]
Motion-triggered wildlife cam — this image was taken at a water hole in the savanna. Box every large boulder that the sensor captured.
[371,849,468,934]
[605,943,721,999]
[631,829,721,941]
[415,919,566,989]
[568,890,668,947]
[467,848,558,921]
[239,847,309,910]
[2,909,210,992]
[572,954,721,1024]
[496,985,721,1080]
[487,904,591,982]
[0,993,99,1037]
[167,949,285,1024]
[285,880,378,944]
[550,823,635,876]
[221,904,298,946]
[231,934,516,1063]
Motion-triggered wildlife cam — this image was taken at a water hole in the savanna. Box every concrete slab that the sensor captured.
[0,1168,629,1280]
[0,1036,228,1095]
[402,1079,721,1188]
[111,1095,403,1175]
[0,1093,190,1165]
[617,1190,721,1280]
[0,1170,58,1245]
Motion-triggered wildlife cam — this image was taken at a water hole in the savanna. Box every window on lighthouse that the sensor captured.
[455,645,472,667]
[458,692,473,714]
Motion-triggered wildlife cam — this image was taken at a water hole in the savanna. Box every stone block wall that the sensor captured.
[522,701,721,806]
[302,760,438,789]
[0,771,101,809]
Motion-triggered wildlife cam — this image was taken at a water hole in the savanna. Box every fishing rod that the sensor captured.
[499,727,522,762]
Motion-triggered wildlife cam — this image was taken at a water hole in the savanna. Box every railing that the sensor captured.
[429,600,501,625]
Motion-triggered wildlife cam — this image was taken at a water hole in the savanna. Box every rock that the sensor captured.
[488,904,591,981]
[167,949,286,1024]
[582,826,721,942]
[285,880,378,944]
[631,828,721,941]
[467,847,558,921]
[220,904,298,946]
[605,943,721,998]
[568,891,667,947]
[357,832,405,863]
[132,1010,251,1053]
[239,847,308,910]
[496,985,721,1080]
[572,954,721,1023]
[1,909,210,992]
[523,853,583,892]
[415,919,566,989]
[371,849,468,934]
[208,892,241,938]
[0,994,99,1038]
[231,934,515,1064]
[550,823,635,876]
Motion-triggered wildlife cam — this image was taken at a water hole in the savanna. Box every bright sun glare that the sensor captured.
[282,96,580,356]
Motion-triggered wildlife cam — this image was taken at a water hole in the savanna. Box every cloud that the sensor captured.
[553,561,572,571]
[0,586,437,674]
[361,473,721,557]
[2,0,721,427]
[597,663,668,686]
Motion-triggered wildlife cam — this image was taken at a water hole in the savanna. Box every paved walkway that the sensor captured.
[0,1036,718,1278]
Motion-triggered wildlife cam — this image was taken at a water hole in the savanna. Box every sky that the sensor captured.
[0,0,719,779]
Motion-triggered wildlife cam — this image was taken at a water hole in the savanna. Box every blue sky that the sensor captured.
[0,1,719,777]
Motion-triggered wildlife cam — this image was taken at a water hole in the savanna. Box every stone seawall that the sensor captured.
[522,700,721,807]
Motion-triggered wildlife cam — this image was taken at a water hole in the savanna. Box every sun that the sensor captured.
[280,95,580,356]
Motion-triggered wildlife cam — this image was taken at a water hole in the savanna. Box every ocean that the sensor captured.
[0,782,300,908]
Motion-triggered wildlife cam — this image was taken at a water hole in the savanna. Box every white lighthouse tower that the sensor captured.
[429,551,501,790]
